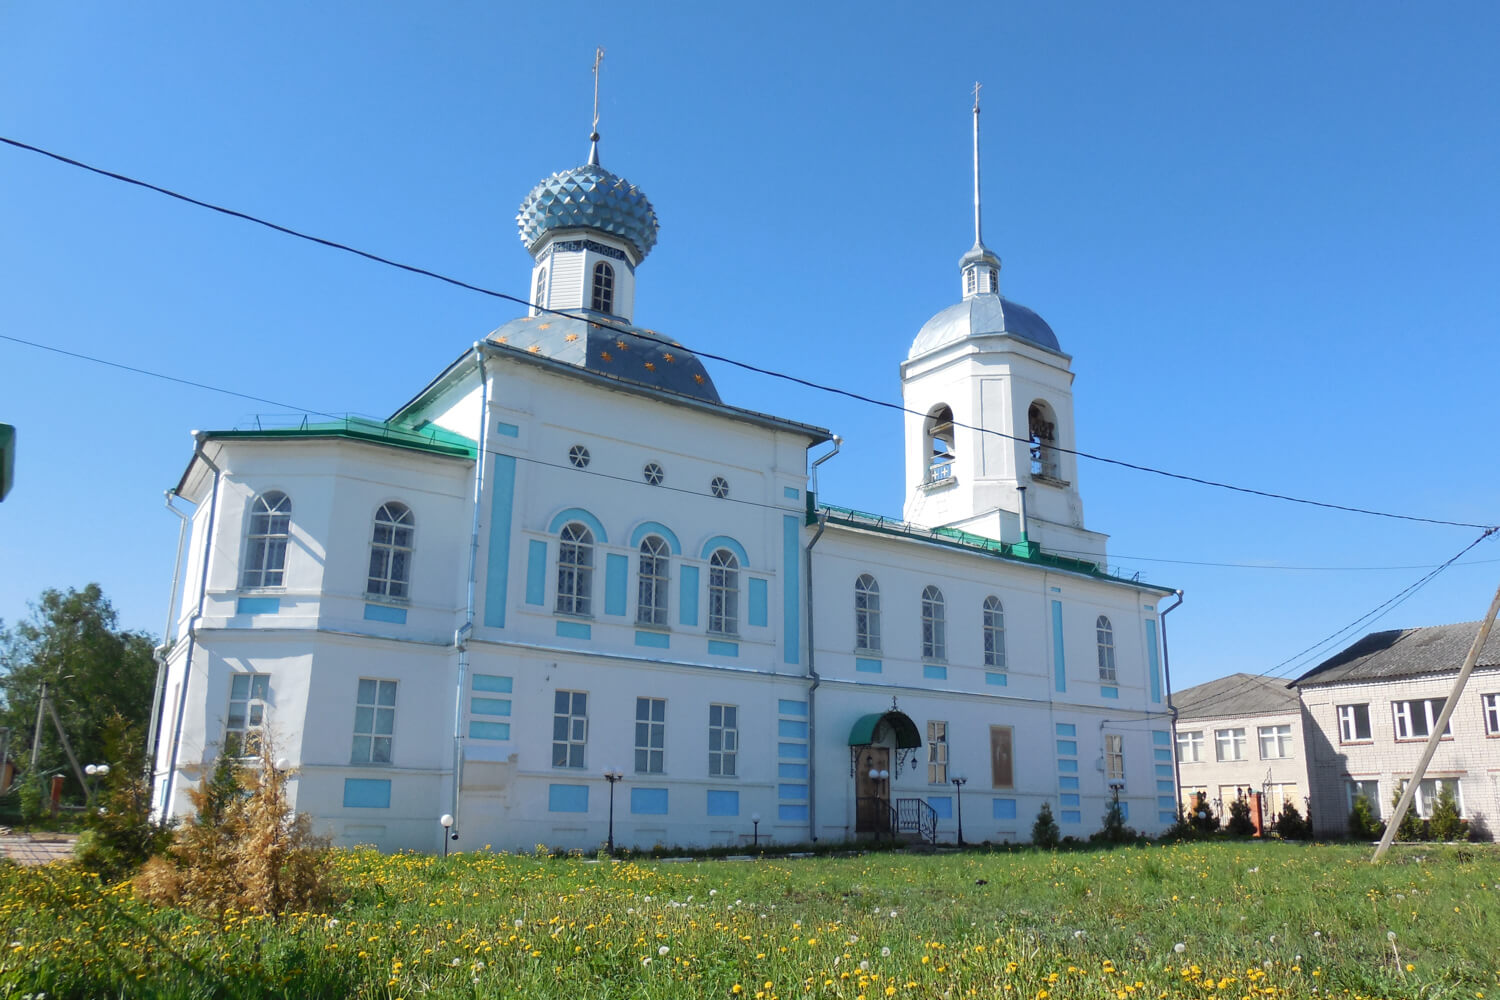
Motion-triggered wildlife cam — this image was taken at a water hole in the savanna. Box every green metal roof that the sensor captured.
[200,416,477,459]
[848,711,922,748]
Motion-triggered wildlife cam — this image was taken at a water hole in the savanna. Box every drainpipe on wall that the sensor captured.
[803,435,841,843]
[449,344,489,840]
[1016,485,1029,542]
[147,490,192,782]
[1158,590,1185,809]
[161,433,222,819]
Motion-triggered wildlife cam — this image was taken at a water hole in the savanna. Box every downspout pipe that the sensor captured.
[803,434,840,843]
[161,433,222,818]
[147,490,192,780]
[1157,590,1185,811]
[449,344,489,840]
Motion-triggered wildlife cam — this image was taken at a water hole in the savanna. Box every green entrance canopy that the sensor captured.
[847,711,921,749]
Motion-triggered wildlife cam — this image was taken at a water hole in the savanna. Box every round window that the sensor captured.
[710,476,729,499]
[568,445,590,469]
[643,462,665,486]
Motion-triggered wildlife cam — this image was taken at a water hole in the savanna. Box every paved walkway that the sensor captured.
[0,833,78,866]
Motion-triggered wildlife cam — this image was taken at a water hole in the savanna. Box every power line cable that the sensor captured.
[2,133,1492,531]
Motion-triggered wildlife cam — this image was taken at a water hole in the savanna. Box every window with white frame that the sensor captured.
[854,574,881,651]
[927,720,948,784]
[1176,729,1204,763]
[551,690,588,768]
[708,703,737,777]
[635,697,665,773]
[1258,724,1293,760]
[983,596,1005,669]
[366,502,414,600]
[708,549,739,634]
[533,268,547,311]
[1482,693,1499,736]
[1104,733,1125,782]
[1403,777,1464,819]
[921,585,946,661]
[555,522,594,616]
[351,678,396,764]
[1215,727,1247,762]
[591,261,615,313]
[637,535,670,627]
[1096,615,1116,682]
[241,491,291,589]
[225,673,270,756]
[1392,698,1451,740]
[1347,779,1381,819]
[1337,703,1372,743]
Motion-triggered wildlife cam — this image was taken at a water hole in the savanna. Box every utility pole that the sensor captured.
[30,680,47,771]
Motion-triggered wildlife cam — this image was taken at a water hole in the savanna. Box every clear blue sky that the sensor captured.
[2,2,1497,691]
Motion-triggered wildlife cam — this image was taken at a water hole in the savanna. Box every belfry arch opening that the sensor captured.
[924,404,956,484]
[1028,400,1060,480]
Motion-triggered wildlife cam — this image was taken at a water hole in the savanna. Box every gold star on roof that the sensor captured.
[693,374,705,384]
[615,340,628,351]
[537,322,551,330]
[496,336,508,344]
[644,361,656,372]
[565,333,579,342]
[662,352,675,364]
[600,350,613,362]
[527,345,541,354]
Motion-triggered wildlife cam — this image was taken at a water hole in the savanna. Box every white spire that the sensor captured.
[972,80,983,248]
[588,46,604,166]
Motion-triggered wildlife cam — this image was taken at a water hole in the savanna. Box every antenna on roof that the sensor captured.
[971,80,983,248]
[588,46,605,166]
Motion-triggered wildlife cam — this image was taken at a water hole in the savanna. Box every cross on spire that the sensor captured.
[588,46,605,165]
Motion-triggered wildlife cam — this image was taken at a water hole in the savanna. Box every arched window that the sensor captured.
[854,574,881,651]
[921,585,946,661]
[1028,401,1059,480]
[708,548,739,635]
[987,267,998,292]
[367,502,414,600]
[924,404,956,484]
[965,267,977,295]
[533,268,547,312]
[983,595,1005,669]
[242,491,291,589]
[1096,615,1116,682]
[637,535,670,627]
[555,522,594,616]
[591,261,615,314]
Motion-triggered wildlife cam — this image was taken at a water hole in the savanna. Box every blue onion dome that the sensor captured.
[516,163,660,263]
[908,295,1062,359]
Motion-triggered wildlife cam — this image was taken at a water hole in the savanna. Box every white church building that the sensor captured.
[149,102,1181,853]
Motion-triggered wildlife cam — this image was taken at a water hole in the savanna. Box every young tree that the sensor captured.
[1226,795,1257,836]
[1031,801,1061,848]
[1428,785,1466,842]
[74,713,173,880]
[1348,795,1383,841]
[1391,784,1426,841]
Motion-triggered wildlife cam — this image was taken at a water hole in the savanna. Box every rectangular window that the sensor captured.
[927,720,948,784]
[1392,698,1451,740]
[225,673,270,756]
[551,690,588,768]
[351,678,396,764]
[708,703,737,777]
[1257,724,1292,760]
[1175,730,1204,763]
[1104,733,1124,782]
[1405,777,1463,819]
[1482,693,1499,736]
[635,697,665,773]
[1214,727,1246,762]
[989,725,1013,789]
[1337,703,1372,743]
[1347,779,1381,819]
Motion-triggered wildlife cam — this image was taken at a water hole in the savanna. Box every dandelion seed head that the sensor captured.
[1174,943,1186,954]
[881,947,892,957]
[658,946,670,956]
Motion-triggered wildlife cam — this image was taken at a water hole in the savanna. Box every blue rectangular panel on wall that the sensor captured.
[495,420,519,437]
[1155,764,1174,779]
[1058,759,1078,773]
[927,796,953,819]
[783,486,800,499]
[680,565,699,626]
[1152,730,1171,746]
[778,804,808,822]
[631,788,668,815]
[1159,811,1177,824]
[548,784,588,813]
[236,596,280,615]
[778,783,807,800]
[707,790,740,816]
[343,778,391,809]
[485,455,517,626]
[1056,740,1077,756]
[1060,793,1080,807]
[1058,776,1079,790]
[1061,810,1081,824]
[473,674,512,693]
[1051,600,1066,693]
[1119,801,1130,821]
[778,763,808,779]
[748,578,768,627]
[1158,795,1177,809]
[707,640,739,658]
[635,630,670,649]
[471,697,511,716]
[777,742,808,759]
[923,665,947,680]
[1157,779,1175,794]
[992,798,1017,820]
[556,620,591,640]
[1101,686,1120,699]
[1146,620,1162,704]
[363,603,407,624]
[468,721,510,740]
[778,719,808,739]
[985,672,1007,686]
[605,553,628,616]
[524,539,547,606]
[778,700,808,716]
[782,515,800,665]
[1153,748,1173,762]
[1055,723,1076,737]
[855,658,883,673]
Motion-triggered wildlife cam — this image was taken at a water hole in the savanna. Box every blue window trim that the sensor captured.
[546,507,609,543]
[699,534,749,567]
[628,520,682,554]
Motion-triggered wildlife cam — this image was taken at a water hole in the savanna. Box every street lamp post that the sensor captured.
[751,812,761,848]
[603,770,624,855]
[84,762,110,805]
[950,775,968,846]
[440,813,455,858]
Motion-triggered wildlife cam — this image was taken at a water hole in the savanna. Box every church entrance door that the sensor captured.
[854,747,891,835]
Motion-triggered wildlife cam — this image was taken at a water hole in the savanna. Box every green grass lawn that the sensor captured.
[2,841,1497,999]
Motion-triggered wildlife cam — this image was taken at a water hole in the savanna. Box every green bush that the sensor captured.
[1091,788,1137,845]
[1273,800,1312,840]
[1428,785,1466,842]
[17,772,44,825]
[1226,796,1257,836]
[1348,795,1383,841]
[1031,801,1061,848]
[74,714,173,881]
[1392,785,1426,841]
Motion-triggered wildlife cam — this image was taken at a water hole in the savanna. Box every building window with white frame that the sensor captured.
[1404,777,1463,819]
[708,549,739,634]
[591,261,615,313]
[709,703,737,777]
[351,678,396,764]
[1337,703,1372,743]
[552,690,588,768]
[1481,693,1499,736]
[1392,698,1451,740]
[1176,729,1204,763]
[366,502,414,600]
[242,491,291,589]
[635,697,665,773]
[1258,724,1293,760]
[225,673,270,756]
[1096,615,1116,682]
[854,574,881,652]
[1104,733,1125,783]
[921,585,946,661]
[533,268,547,312]
[1347,779,1381,819]
[983,595,1005,668]
[555,522,594,617]
[1215,727,1247,762]
[636,535,670,627]
[927,720,948,784]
